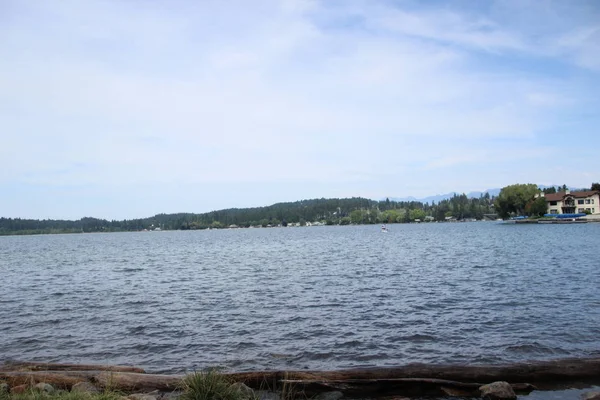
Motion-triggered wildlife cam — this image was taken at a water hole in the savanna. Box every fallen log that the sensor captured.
[0,370,537,398]
[0,361,145,374]
[0,371,99,389]
[1,357,599,395]
[0,370,185,392]
[281,378,482,397]
[279,378,536,398]
[95,371,184,391]
[228,357,600,390]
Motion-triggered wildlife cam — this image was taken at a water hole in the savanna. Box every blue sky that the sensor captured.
[1,0,599,220]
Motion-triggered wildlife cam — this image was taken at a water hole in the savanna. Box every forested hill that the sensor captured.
[0,194,495,235]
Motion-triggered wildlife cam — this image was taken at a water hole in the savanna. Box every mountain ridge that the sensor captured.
[388,188,501,204]
[387,184,581,204]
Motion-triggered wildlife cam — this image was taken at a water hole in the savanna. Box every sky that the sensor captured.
[1,0,599,220]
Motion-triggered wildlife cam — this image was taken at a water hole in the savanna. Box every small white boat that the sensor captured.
[381,225,389,232]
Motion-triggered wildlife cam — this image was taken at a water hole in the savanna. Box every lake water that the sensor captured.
[1,223,600,375]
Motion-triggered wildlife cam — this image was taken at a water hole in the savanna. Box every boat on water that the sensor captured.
[381,224,389,232]
[501,213,590,224]
[502,216,528,224]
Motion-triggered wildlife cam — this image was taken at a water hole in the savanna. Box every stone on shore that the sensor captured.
[160,391,182,400]
[582,391,600,400]
[256,390,280,400]
[127,392,159,400]
[11,384,29,394]
[231,382,256,399]
[72,381,100,393]
[34,382,55,393]
[479,381,517,400]
[314,391,344,400]
[441,386,475,397]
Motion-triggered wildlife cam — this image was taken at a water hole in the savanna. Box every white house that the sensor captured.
[543,190,600,215]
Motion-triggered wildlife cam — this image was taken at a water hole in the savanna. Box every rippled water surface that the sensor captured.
[1,223,600,373]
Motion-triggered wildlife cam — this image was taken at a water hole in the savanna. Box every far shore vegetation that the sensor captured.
[1,183,598,236]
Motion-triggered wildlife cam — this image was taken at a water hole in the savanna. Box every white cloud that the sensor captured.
[1,0,599,218]
[375,8,527,53]
[556,26,600,70]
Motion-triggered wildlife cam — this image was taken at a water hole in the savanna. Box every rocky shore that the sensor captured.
[3,359,600,399]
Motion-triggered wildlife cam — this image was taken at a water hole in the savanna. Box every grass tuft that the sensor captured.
[279,373,305,400]
[180,371,247,400]
[2,387,123,400]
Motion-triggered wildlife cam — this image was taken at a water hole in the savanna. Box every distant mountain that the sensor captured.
[466,188,502,198]
[389,188,501,204]
[538,184,584,191]
[387,185,585,204]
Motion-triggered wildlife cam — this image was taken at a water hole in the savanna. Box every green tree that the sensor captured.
[494,184,540,219]
[380,209,400,223]
[434,203,449,221]
[367,208,380,224]
[349,210,364,224]
[403,209,410,223]
[210,221,224,229]
[409,208,426,221]
[591,182,600,191]
[526,197,548,217]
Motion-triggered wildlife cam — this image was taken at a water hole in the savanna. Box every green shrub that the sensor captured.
[180,371,245,400]
[2,387,122,400]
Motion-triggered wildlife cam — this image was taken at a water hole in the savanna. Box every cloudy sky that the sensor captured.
[1,0,599,220]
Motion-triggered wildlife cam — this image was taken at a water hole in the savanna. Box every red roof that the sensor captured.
[545,190,599,201]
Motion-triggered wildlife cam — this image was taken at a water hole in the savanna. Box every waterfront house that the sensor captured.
[543,190,600,215]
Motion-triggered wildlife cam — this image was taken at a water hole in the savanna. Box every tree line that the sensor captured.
[2,182,597,235]
[0,194,495,235]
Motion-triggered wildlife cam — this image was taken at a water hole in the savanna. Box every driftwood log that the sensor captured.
[0,361,145,373]
[228,357,600,391]
[0,371,101,389]
[0,369,183,391]
[2,358,600,396]
[95,371,183,391]
[276,378,537,398]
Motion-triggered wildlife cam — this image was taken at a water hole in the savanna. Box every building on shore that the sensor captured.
[541,190,600,215]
